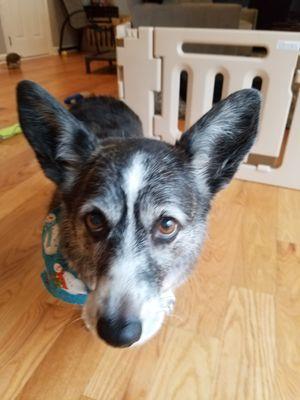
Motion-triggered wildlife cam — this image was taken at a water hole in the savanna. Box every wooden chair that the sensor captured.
[84,6,119,73]
[58,0,88,54]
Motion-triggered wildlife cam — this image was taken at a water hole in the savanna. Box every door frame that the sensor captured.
[0,0,54,57]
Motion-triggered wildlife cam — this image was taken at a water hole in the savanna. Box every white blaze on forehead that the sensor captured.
[121,152,145,260]
[123,152,145,214]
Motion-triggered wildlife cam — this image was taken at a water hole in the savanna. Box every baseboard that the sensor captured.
[55,44,80,54]
[0,45,78,63]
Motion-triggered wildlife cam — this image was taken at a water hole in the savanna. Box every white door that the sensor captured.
[0,0,52,57]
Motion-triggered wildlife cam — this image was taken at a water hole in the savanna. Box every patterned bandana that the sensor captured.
[41,208,89,305]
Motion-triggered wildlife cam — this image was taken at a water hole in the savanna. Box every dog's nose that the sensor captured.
[97,316,142,347]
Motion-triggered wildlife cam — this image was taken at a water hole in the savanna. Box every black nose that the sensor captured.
[97,317,142,347]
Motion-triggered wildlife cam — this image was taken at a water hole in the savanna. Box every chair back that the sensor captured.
[60,0,88,29]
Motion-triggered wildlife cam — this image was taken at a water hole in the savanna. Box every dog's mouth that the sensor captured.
[82,290,176,347]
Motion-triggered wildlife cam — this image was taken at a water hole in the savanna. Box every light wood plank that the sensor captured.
[212,287,277,400]
[17,318,103,400]
[147,328,219,400]
[275,241,300,400]
[277,188,300,244]
[231,182,278,294]
[0,294,75,400]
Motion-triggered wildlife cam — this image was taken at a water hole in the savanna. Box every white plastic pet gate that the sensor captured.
[116,25,300,189]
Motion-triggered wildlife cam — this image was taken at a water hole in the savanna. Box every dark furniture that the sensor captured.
[83,5,119,73]
[249,0,293,29]
[58,1,119,72]
[58,0,88,54]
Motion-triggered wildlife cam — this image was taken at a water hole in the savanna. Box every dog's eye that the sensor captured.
[155,217,179,240]
[158,217,177,235]
[85,211,107,235]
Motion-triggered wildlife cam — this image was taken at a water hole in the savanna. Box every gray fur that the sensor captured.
[17,80,261,347]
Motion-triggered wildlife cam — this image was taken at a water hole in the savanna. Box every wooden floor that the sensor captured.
[0,54,300,400]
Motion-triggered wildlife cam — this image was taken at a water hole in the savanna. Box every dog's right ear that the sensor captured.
[17,80,97,186]
[177,89,261,195]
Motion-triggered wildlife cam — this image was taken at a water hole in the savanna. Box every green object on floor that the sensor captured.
[0,123,22,140]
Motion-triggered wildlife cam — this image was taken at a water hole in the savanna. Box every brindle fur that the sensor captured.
[17,81,261,347]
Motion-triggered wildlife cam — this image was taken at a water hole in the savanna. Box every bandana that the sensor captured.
[41,208,89,305]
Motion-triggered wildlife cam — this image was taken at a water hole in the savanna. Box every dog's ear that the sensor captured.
[178,89,261,195]
[17,80,97,186]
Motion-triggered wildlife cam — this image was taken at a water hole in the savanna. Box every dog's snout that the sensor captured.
[97,316,142,347]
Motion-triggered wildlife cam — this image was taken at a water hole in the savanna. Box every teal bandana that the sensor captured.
[41,208,89,305]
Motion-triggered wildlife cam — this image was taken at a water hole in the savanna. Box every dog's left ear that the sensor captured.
[17,80,97,186]
[178,89,261,194]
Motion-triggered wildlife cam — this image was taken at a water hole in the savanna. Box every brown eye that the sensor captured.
[85,211,105,232]
[157,217,178,237]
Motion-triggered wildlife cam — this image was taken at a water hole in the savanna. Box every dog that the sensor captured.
[17,80,261,347]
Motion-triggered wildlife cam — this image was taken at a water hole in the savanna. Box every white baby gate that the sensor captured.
[116,25,300,190]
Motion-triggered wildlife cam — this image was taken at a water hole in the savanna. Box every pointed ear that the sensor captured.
[177,89,261,194]
[17,80,97,186]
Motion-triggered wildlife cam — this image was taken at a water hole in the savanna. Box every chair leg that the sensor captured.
[78,28,84,52]
[59,17,70,54]
[85,58,91,74]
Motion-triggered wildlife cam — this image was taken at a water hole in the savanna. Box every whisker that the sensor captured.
[66,314,84,327]
[166,311,184,323]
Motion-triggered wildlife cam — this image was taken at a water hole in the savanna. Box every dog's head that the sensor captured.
[17,81,260,347]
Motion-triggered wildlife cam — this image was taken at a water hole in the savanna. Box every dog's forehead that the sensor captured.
[87,138,187,190]
[77,140,194,223]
